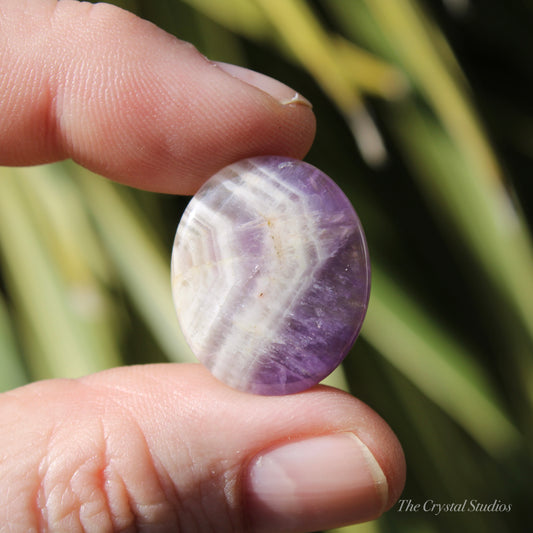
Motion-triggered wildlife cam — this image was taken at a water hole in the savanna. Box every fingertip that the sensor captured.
[317,388,406,513]
[242,387,405,532]
[381,426,407,511]
[348,400,406,512]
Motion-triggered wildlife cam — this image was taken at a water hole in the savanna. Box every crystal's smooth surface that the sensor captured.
[171,156,370,395]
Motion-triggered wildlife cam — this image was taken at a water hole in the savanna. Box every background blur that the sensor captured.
[1,1,532,532]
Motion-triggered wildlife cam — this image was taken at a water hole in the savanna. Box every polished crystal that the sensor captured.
[171,156,370,395]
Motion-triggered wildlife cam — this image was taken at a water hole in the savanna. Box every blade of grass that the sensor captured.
[253,0,386,165]
[15,164,124,372]
[15,165,113,288]
[328,520,382,533]
[362,265,522,458]
[388,101,533,413]
[332,35,409,101]
[194,10,247,65]
[181,0,268,40]
[0,292,28,391]
[362,0,533,344]
[0,167,121,378]
[254,0,359,111]
[325,0,401,63]
[365,0,500,182]
[73,166,195,364]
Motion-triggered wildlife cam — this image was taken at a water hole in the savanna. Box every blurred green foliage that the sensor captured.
[1,1,532,531]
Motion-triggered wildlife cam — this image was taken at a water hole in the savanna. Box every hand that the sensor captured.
[0,1,405,532]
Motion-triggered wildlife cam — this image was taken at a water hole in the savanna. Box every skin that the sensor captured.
[0,1,406,531]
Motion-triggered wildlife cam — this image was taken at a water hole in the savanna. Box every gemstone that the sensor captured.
[171,156,370,395]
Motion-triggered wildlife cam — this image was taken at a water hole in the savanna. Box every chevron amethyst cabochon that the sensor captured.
[171,156,370,395]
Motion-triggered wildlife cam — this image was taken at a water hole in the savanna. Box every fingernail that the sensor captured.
[246,433,388,533]
[213,61,312,108]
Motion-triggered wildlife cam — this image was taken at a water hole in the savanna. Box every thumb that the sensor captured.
[0,0,315,193]
[0,364,405,532]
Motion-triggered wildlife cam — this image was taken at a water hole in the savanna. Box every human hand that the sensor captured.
[0,1,405,532]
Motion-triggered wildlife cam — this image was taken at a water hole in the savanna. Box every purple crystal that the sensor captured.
[171,156,370,395]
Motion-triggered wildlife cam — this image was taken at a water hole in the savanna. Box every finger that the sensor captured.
[0,0,315,193]
[0,364,405,533]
